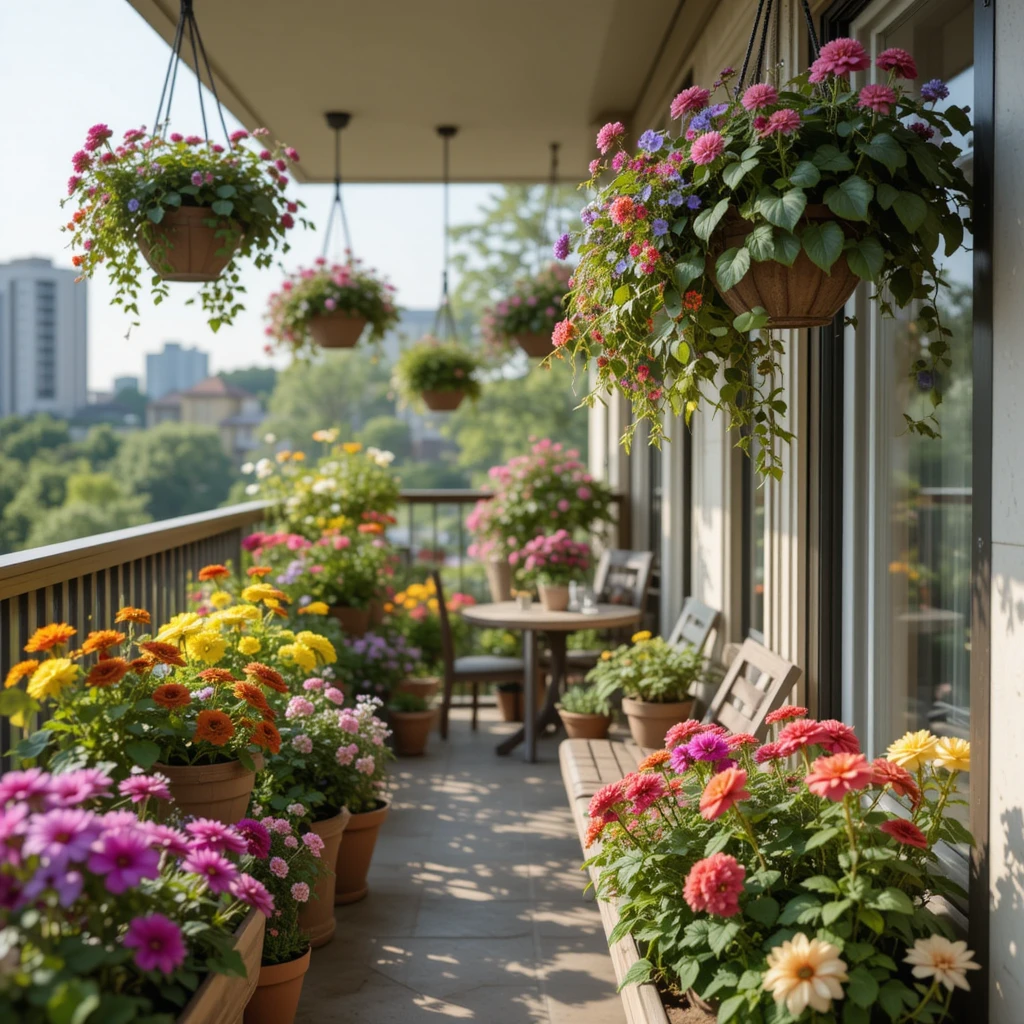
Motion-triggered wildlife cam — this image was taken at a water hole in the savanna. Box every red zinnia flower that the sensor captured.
[777,719,825,757]
[198,564,230,581]
[879,818,929,849]
[765,704,808,726]
[816,719,860,755]
[871,758,922,808]
[588,781,625,821]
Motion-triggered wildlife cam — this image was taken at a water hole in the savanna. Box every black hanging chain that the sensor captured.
[736,0,820,94]
[433,126,459,342]
[153,0,232,144]
[321,112,354,260]
[540,142,561,266]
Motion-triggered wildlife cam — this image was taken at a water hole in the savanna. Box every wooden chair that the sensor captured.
[432,571,526,738]
[702,637,802,738]
[667,596,720,654]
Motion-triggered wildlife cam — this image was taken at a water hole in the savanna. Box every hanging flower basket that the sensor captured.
[420,389,467,412]
[482,263,572,358]
[136,205,242,283]
[308,311,368,349]
[393,336,482,413]
[707,206,860,328]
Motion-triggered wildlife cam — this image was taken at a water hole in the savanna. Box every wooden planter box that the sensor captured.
[178,909,266,1024]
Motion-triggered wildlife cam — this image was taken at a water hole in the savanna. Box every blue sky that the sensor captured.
[0,0,499,390]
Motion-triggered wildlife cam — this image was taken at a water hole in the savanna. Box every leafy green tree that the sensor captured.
[75,424,123,469]
[0,456,25,510]
[358,416,412,462]
[220,367,278,400]
[112,387,148,422]
[114,423,234,521]
[24,502,151,549]
[1,461,80,550]
[3,415,71,463]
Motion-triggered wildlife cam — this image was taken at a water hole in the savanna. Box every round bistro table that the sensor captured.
[459,600,642,762]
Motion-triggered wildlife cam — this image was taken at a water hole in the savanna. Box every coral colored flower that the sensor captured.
[933,737,970,773]
[198,564,230,581]
[245,661,287,693]
[637,750,671,772]
[152,683,191,709]
[596,121,625,154]
[588,781,625,821]
[609,196,636,224]
[194,709,234,746]
[670,86,710,118]
[251,720,281,755]
[762,934,849,1016]
[551,319,576,348]
[683,852,745,916]
[624,772,666,814]
[877,47,918,79]
[858,84,897,115]
[726,733,758,751]
[25,623,76,653]
[233,680,270,712]
[115,606,151,625]
[809,37,870,81]
[904,935,980,992]
[765,704,807,726]
[816,719,860,755]
[699,767,750,821]
[665,720,703,748]
[777,719,825,756]
[690,131,725,165]
[197,668,237,685]
[886,729,938,770]
[183,848,239,892]
[879,817,929,849]
[124,914,187,974]
[870,757,921,806]
[805,752,874,800]
[81,629,125,654]
[742,83,779,111]
[584,818,606,847]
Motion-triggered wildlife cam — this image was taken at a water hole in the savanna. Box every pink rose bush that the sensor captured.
[563,44,972,475]
[583,712,978,1021]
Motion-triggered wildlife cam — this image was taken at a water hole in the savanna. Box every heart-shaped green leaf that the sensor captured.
[893,192,928,232]
[745,223,776,262]
[788,161,821,188]
[756,188,807,232]
[813,144,855,172]
[773,231,801,266]
[693,198,731,241]
[715,247,751,290]
[824,176,873,221]
[855,132,907,174]
[802,222,845,272]
[844,235,885,281]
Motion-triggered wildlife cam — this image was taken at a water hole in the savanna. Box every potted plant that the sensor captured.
[62,125,307,331]
[559,49,972,475]
[584,712,978,1022]
[236,812,323,1023]
[587,631,704,747]
[557,683,613,739]
[333,627,421,701]
[265,257,400,354]
[481,262,572,357]
[392,336,482,412]
[466,439,614,601]
[388,690,438,756]
[518,530,591,611]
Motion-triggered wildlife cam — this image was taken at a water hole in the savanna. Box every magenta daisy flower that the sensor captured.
[669,746,692,773]
[0,768,51,807]
[45,768,114,807]
[124,913,187,974]
[686,732,731,763]
[118,773,172,804]
[23,808,100,866]
[88,830,161,893]
[139,822,191,858]
[183,848,239,893]
[0,805,28,865]
[185,818,248,856]
[235,818,272,859]
[230,872,275,916]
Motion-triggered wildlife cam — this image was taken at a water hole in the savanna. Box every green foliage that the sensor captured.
[25,499,150,549]
[77,424,124,468]
[558,683,611,716]
[219,367,278,400]
[3,414,70,462]
[587,634,705,703]
[392,338,483,405]
[358,415,413,462]
[390,690,430,713]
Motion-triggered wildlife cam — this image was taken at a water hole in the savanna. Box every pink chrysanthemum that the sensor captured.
[754,741,786,764]
[230,872,275,916]
[759,108,802,137]
[596,122,626,154]
[118,773,171,804]
[665,720,703,749]
[858,84,897,115]
[269,856,289,879]
[727,733,759,751]
[809,37,870,81]
[741,83,779,111]
[816,720,860,755]
[670,86,711,119]
[683,853,746,917]
[124,914,186,974]
[777,719,825,757]
[290,882,311,902]
[624,772,667,814]
[588,781,625,821]
[551,319,577,348]
[876,47,918,80]
[690,131,725,165]
[765,705,808,726]
[805,752,875,801]
[302,831,325,857]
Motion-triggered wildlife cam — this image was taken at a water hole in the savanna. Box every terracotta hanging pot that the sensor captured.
[514,332,553,358]
[242,947,312,1024]
[538,583,570,612]
[329,604,371,636]
[620,697,694,749]
[708,206,859,328]
[484,557,512,603]
[557,709,612,740]
[138,206,242,282]
[297,808,351,948]
[308,310,367,349]
[420,389,466,412]
[155,755,262,825]
[390,708,438,756]
[334,798,390,904]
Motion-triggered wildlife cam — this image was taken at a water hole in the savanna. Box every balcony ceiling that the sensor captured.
[127,0,682,183]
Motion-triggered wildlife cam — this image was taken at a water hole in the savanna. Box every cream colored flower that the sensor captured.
[904,935,980,991]
[933,737,970,773]
[156,611,205,645]
[762,934,848,1017]
[886,729,939,771]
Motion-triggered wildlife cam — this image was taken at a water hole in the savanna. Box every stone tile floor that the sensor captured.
[298,707,625,1024]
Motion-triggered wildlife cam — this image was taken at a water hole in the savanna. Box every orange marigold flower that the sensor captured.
[5,660,40,689]
[153,682,192,708]
[25,623,76,653]
[244,661,287,693]
[357,522,384,534]
[195,709,235,746]
[198,667,237,684]
[584,818,606,848]
[232,680,270,712]
[247,566,273,578]
[81,630,126,654]
[129,655,157,673]
[115,606,152,625]
[239,717,256,730]
[269,605,288,618]
[198,564,230,581]
[262,707,278,722]
[250,720,281,755]
[638,750,672,772]
[139,641,187,667]
[87,657,129,687]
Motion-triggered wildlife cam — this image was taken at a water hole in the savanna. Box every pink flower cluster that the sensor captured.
[516,529,591,580]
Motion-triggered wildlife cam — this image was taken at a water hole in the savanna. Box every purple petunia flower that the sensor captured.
[652,218,669,237]
[23,863,84,906]
[637,129,665,153]
[686,732,731,763]
[183,848,239,893]
[23,808,100,866]
[124,914,187,975]
[88,830,161,893]
[921,78,949,103]
[230,872,275,916]
[686,195,703,210]
[185,819,248,856]
[553,233,571,260]
[234,818,272,859]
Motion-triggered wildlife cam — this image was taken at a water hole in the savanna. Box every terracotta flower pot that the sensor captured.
[155,755,262,825]
[496,685,522,722]
[514,331,553,358]
[621,697,694,749]
[138,206,242,282]
[308,310,367,349]
[334,798,390,904]
[538,583,570,612]
[484,557,512,602]
[178,909,265,1024]
[390,708,438,756]
[329,604,371,636]
[297,808,350,948]
[420,389,466,412]
[242,946,311,1024]
[558,709,612,740]
[397,676,440,700]
[708,205,859,328]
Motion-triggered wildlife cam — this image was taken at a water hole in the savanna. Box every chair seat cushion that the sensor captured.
[453,655,525,677]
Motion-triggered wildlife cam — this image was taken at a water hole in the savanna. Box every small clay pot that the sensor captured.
[484,557,513,603]
[558,709,612,740]
[621,697,695,749]
[155,755,262,825]
[308,310,367,349]
[515,331,553,358]
[390,708,439,756]
[138,206,241,282]
[420,389,466,412]
[297,808,351,948]
[243,947,312,1024]
[334,798,391,905]
[538,583,570,612]
[329,604,371,636]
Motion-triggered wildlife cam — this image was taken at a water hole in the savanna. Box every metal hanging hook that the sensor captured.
[322,111,354,260]
[434,125,459,342]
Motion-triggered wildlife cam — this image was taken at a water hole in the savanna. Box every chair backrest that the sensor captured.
[429,571,456,681]
[593,549,655,609]
[667,597,720,654]
[702,637,802,738]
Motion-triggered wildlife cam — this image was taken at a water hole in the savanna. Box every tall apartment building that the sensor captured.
[0,258,88,418]
[145,342,209,401]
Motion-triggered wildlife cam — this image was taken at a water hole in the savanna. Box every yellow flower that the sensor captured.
[241,583,288,605]
[763,935,848,1017]
[291,451,305,462]
[342,442,363,454]
[275,450,291,463]
[600,650,613,661]
[209,590,233,609]
[631,630,652,644]
[297,601,330,616]
[156,612,204,644]
[278,642,317,673]
[427,598,439,612]
[209,605,261,628]
[296,631,337,665]
[887,729,940,771]
[933,737,970,773]
[394,592,407,604]
[238,636,262,656]
[312,428,339,443]
[186,630,228,665]
[27,658,80,700]
[403,598,417,610]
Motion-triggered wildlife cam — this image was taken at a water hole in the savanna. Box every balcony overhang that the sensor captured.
[127,0,682,183]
